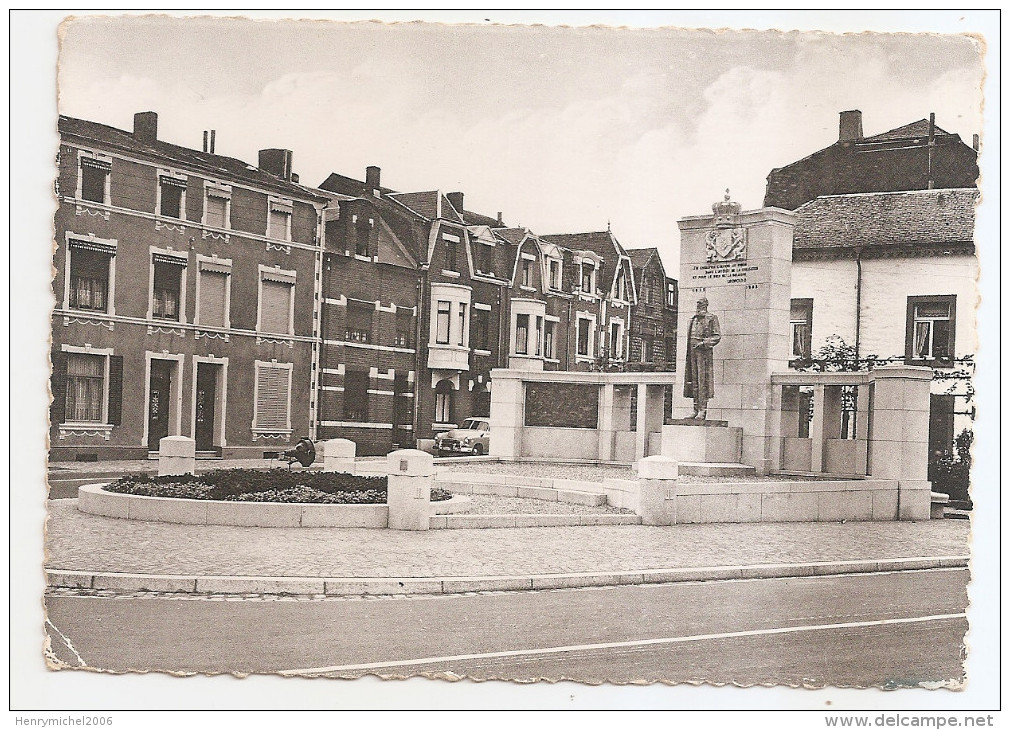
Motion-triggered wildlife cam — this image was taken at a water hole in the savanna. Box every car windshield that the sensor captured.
[461,419,486,431]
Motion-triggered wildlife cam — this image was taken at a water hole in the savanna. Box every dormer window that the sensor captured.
[475,242,493,275]
[521,257,534,288]
[580,262,595,293]
[615,268,628,301]
[549,259,562,290]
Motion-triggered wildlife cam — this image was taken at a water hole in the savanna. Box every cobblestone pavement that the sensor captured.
[45,500,969,579]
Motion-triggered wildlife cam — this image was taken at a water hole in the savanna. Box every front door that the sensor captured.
[147,360,173,451]
[195,363,218,452]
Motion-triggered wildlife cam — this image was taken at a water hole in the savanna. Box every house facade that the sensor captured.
[625,247,678,371]
[765,110,979,472]
[52,112,328,461]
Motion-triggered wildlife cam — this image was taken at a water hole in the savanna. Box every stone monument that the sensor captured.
[670,191,796,475]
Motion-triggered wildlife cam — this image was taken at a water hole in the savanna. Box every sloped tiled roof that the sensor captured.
[493,227,529,245]
[793,188,977,250]
[541,231,624,260]
[626,247,658,272]
[862,119,952,143]
[462,209,501,227]
[59,115,328,201]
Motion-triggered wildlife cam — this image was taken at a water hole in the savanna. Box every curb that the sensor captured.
[46,555,969,597]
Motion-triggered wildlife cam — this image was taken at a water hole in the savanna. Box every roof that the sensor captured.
[863,119,952,142]
[541,231,627,260]
[793,188,977,251]
[384,191,465,223]
[318,171,396,198]
[626,247,658,272]
[493,227,529,245]
[462,209,502,227]
[59,115,328,202]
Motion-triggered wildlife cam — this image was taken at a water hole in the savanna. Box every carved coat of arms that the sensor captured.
[705,227,747,262]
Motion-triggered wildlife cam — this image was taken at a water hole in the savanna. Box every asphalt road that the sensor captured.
[44,568,968,686]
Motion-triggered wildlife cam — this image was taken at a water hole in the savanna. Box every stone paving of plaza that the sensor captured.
[45,499,969,579]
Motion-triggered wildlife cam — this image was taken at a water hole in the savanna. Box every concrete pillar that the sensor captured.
[598,383,616,461]
[489,370,523,459]
[635,383,648,461]
[636,455,678,526]
[809,383,826,473]
[158,436,196,477]
[868,365,933,520]
[322,438,356,474]
[386,449,433,530]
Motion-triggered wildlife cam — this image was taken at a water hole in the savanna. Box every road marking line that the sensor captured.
[45,618,87,667]
[279,612,967,676]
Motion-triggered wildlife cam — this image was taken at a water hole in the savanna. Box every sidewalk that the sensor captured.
[45,498,970,596]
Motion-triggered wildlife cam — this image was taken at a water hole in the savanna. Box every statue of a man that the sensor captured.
[683,297,721,419]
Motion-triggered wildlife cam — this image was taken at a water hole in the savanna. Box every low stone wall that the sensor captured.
[434,473,607,506]
[77,484,469,528]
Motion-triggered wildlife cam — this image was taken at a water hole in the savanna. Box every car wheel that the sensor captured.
[471,444,483,456]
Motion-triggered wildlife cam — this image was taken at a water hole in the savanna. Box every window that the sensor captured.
[790,299,814,360]
[197,261,230,329]
[259,268,295,335]
[435,301,451,344]
[549,259,561,290]
[515,314,530,355]
[616,270,627,301]
[79,157,110,204]
[394,309,414,348]
[581,263,594,293]
[577,316,593,357]
[68,242,114,312]
[667,282,677,308]
[52,350,122,427]
[354,217,370,257]
[475,243,492,274]
[610,321,623,359]
[253,362,292,433]
[534,316,543,356]
[344,302,373,343]
[640,277,651,305]
[457,303,467,347]
[268,199,293,242]
[204,187,231,229]
[65,353,106,422]
[434,380,454,424]
[158,175,186,219]
[906,296,955,366]
[152,258,185,321]
[643,338,654,362]
[521,258,534,287]
[343,370,370,422]
[472,308,490,351]
[444,239,458,271]
[544,321,556,359]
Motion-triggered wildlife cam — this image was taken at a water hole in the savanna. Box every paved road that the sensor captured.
[45,568,968,686]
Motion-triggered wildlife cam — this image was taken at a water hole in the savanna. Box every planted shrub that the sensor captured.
[103,469,452,503]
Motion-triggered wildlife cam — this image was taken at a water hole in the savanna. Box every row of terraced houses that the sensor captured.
[51,111,678,460]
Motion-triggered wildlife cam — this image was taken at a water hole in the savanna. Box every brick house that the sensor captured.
[625,247,678,372]
[539,231,638,371]
[764,109,979,211]
[51,112,328,461]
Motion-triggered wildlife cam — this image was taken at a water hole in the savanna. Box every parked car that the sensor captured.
[434,418,491,457]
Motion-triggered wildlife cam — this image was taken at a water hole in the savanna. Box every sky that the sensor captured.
[56,15,984,269]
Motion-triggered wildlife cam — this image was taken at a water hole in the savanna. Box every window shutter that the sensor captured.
[205,195,228,228]
[199,270,228,327]
[50,350,67,424]
[107,356,124,425]
[255,366,290,430]
[260,280,292,334]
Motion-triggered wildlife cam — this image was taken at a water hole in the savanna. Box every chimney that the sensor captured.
[209,129,216,154]
[133,111,158,144]
[446,191,464,215]
[365,166,381,196]
[203,131,208,152]
[838,110,863,142]
[496,212,503,226]
[973,134,980,151]
[259,149,294,181]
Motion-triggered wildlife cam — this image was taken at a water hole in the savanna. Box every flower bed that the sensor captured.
[103,469,452,504]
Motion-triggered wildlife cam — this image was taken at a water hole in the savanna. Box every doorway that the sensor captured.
[195,362,221,452]
[147,359,174,451]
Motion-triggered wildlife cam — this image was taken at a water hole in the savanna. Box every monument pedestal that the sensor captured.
[660,423,756,477]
